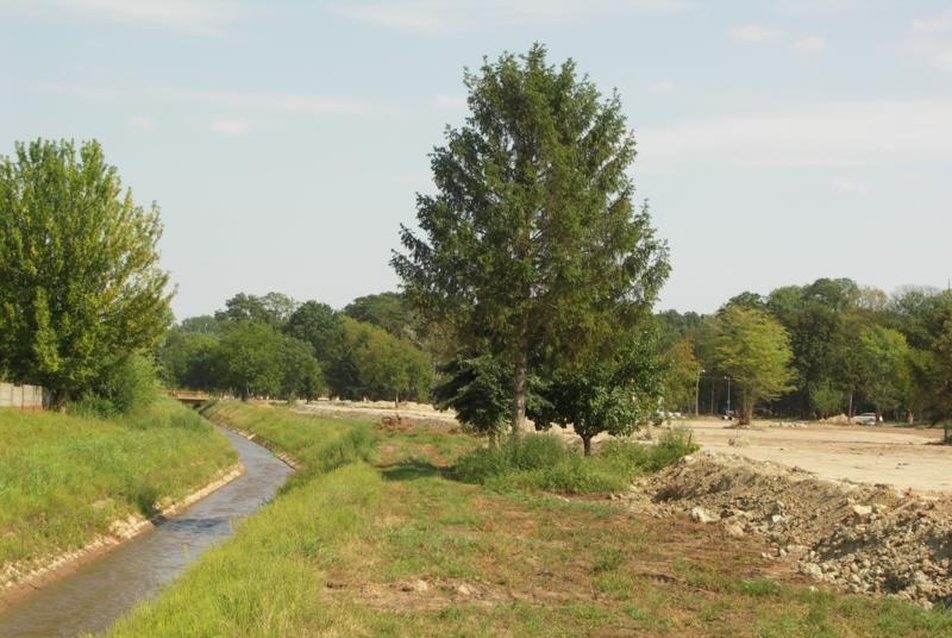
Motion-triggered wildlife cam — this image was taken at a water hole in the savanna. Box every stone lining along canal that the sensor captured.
[0,426,293,637]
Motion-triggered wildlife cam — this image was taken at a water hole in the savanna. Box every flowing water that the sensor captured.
[0,426,293,637]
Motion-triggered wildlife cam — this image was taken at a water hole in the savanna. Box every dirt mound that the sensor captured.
[628,452,952,607]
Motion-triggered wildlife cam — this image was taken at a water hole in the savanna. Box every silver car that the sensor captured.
[855,413,878,426]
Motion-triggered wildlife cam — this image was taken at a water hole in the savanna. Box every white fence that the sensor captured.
[0,382,50,410]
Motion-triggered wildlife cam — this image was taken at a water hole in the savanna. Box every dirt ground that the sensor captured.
[671,417,952,495]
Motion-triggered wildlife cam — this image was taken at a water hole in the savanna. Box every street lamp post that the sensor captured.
[695,368,705,417]
[725,376,731,419]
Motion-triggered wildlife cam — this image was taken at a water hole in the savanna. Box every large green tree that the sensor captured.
[392,44,669,432]
[707,305,795,425]
[0,139,172,407]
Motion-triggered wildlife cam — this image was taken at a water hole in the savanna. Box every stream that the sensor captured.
[0,426,293,637]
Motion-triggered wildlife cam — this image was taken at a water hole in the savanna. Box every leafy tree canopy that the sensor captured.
[393,44,669,430]
[0,138,172,407]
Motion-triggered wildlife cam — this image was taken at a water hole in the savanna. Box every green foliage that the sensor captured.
[0,139,172,407]
[808,380,846,419]
[432,353,513,440]
[215,292,297,328]
[857,325,911,416]
[217,321,286,399]
[283,300,342,364]
[87,351,162,416]
[343,291,416,340]
[157,328,221,391]
[393,44,669,431]
[707,305,795,424]
[326,317,432,403]
[454,428,696,493]
[201,400,377,489]
[530,327,665,454]
[661,337,700,414]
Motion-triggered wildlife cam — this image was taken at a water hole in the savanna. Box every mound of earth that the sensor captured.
[626,452,952,607]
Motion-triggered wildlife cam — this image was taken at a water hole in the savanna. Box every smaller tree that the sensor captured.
[530,331,664,455]
[707,306,794,425]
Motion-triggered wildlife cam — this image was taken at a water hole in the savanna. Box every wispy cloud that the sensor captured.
[210,118,251,136]
[648,81,675,94]
[331,0,688,32]
[730,24,781,44]
[731,25,827,58]
[431,94,467,111]
[127,115,157,130]
[639,100,952,171]
[23,0,257,34]
[912,10,952,34]
[36,81,394,117]
[790,35,826,56]
[909,11,952,72]
[832,177,869,196]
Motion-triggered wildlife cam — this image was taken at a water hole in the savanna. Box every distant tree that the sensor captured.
[726,291,766,311]
[280,336,325,402]
[924,318,952,440]
[327,317,431,403]
[158,328,221,390]
[856,325,910,419]
[284,300,343,365]
[655,309,704,351]
[217,322,285,400]
[216,292,297,328]
[808,380,846,420]
[393,44,669,432]
[661,337,700,415]
[707,306,794,425]
[0,139,172,408]
[178,315,222,335]
[343,292,415,340]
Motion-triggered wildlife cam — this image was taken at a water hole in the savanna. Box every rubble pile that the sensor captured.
[631,452,952,607]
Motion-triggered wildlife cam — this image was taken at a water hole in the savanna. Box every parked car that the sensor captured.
[855,413,879,426]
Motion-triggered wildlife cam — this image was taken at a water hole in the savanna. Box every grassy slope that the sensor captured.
[0,399,237,577]
[103,401,952,638]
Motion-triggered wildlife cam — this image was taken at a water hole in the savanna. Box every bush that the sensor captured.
[454,427,700,495]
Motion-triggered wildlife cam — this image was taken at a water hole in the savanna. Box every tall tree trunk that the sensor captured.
[511,335,529,434]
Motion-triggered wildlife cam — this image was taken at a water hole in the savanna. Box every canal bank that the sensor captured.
[0,427,293,637]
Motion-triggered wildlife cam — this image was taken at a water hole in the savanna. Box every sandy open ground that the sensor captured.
[677,418,952,495]
[298,401,952,495]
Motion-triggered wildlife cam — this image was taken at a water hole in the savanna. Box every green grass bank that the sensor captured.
[101,402,952,637]
[0,398,237,587]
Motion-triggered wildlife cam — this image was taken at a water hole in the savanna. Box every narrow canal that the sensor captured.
[0,427,293,637]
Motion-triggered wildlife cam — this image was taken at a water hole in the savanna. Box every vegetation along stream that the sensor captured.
[0,426,293,637]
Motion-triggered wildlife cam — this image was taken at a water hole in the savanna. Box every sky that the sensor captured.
[2,0,952,321]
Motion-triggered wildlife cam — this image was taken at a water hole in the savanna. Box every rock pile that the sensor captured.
[629,452,952,607]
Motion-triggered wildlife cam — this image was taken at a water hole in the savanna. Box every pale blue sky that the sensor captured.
[3,1,951,320]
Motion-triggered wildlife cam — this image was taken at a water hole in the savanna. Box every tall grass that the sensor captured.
[453,427,699,493]
[97,403,952,638]
[0,398,237,574]
[201,401,377,490]
[103,463,382,638]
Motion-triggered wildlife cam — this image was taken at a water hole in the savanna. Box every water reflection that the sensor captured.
[0,427,292,637]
